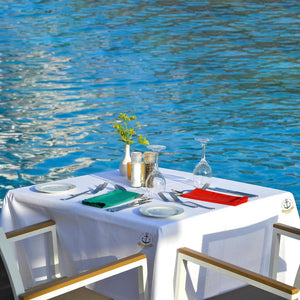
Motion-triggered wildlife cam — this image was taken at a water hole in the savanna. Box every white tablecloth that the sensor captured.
[1,168,299,299]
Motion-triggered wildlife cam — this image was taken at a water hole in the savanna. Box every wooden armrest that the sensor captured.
[23,276,69,294]
[19,253,146,300]
[6,220,55,239]
[273,223,300,236]
[178,247,298,295]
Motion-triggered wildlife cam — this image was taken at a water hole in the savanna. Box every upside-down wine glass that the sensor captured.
[145,145,166,197]
[193,137,213,189]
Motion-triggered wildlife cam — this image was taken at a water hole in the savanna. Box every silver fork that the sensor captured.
[61,182,108,200]
[114,184,127,191]
[169,192,215,210]
[172,183,210,196]
[158,192,199,208]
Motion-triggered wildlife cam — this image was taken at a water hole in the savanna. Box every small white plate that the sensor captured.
[140,204,184,218]
[35,182,76,194]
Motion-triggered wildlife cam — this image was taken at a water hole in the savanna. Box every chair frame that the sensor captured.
[0,220,148,300]
[270,223,300,287]
[175,223,300,300]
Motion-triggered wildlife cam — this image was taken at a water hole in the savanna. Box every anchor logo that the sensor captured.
[281,198,294,213]
[138,232,153,248]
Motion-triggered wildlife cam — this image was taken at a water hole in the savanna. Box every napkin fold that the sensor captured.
[182,188,248,206]
[82,190,140,208]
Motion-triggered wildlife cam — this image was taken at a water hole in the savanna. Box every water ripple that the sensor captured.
[0,0,299,211]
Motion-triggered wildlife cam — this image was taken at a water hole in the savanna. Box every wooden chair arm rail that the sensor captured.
[19,253,146,300]
[5,220,56,239]
[178,247,298,295]
[273,223,300,236]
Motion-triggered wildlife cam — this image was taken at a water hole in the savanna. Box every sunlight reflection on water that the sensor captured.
[0,0,299,212]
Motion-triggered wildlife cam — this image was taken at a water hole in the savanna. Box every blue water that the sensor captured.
[0,1,299,213]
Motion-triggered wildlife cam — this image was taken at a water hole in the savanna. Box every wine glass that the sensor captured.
[193,138,212,188]
[145,145,166,197]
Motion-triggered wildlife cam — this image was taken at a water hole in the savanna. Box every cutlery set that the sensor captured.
[170,192,215,210]
[107,184,151,211]
[172,186,258,198]
[158,192,215,210]
[158,192,197,208]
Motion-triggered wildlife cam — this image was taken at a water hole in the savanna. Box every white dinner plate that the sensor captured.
[140,204,184,218]
[35,182,76,194]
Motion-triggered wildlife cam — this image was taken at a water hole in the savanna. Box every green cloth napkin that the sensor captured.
[82,190,140,208]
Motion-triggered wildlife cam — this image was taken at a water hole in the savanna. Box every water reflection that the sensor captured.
[0,0,299,211]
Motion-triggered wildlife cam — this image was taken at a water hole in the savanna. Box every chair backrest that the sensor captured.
[0,227,26,299]
[175,222,300,300]
[269,223,300,288]
[0,220,58,300]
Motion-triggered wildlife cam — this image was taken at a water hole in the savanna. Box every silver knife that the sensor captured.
[106,198,151,212]
[207,187,258,198]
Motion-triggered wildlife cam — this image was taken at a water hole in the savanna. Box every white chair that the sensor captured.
[0,220,148,300]
[175,223,300,300]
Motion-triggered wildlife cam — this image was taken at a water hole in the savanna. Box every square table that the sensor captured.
[1,168,299,299]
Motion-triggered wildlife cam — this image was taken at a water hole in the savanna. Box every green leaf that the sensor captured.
[112,112,149,145]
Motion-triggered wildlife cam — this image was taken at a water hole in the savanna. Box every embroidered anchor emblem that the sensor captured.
[138,232,153,248]
[281,198,294,213]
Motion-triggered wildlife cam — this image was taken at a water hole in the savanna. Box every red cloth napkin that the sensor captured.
[182,188,248,206]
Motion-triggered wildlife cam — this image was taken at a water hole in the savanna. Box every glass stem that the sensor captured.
[202,143,206,161]
[154,151,159,170]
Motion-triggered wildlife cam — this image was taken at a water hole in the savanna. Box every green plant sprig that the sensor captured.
[113,113,149,146]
